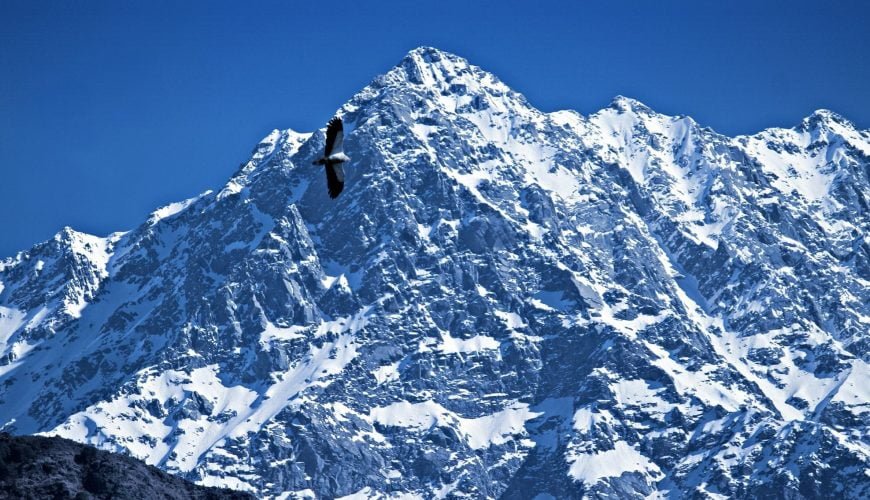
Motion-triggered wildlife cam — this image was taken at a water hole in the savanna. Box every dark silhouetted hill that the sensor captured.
[0,433,254,499]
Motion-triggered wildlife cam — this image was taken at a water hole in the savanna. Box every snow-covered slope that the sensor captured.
[1,47,867,499]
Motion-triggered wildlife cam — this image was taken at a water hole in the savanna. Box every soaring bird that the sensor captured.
[313,117,350,199]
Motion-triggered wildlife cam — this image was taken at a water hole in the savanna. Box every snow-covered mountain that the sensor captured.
[1,47,868,499]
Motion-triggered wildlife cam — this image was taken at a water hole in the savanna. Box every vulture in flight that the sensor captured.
[313,116,350,199]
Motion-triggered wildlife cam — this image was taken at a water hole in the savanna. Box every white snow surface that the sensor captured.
[568,441,664,485]
[369,400,541,450]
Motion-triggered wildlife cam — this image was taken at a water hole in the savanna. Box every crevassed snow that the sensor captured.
[369,400,540,450]
[259,320,306,346]
[459,403,542,449]
[567,440,663,485]
[611,379,676,416]
[369,400,449,432]
[435,332,500,354]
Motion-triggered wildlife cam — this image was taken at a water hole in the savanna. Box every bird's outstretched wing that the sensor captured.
[324,117,344,158]
[325,163,344,199]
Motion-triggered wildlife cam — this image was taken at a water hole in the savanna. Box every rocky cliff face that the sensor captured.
[1,47,867,498]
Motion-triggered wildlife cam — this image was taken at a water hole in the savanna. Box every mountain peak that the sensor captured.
[51,227,112,270]
[405,45,454,60]
[799,108,853,131]
[54,226,100,247]
[344,45,530,124]
[393,46,475,88]
[401,46,466,67]
[609,95,656,115]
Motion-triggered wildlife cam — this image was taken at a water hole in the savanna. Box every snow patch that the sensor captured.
[148,193,208,224]
[369,400,540,450]
[567,440,663,485]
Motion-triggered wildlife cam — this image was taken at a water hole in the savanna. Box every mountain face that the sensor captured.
[0,432,253,499]
[1,47,868,499]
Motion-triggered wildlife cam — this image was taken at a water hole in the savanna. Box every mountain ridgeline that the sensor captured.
[0,47,868,498]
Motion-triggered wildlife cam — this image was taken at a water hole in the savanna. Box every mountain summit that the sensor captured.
[1,47,868,498]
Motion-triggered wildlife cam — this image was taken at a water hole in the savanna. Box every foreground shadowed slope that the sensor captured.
[0,47,868,498]
[0,433,253,499]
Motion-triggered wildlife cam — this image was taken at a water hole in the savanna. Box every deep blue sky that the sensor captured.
[2,1,868,257]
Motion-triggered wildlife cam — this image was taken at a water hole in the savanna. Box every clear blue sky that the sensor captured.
[2,0,868,257]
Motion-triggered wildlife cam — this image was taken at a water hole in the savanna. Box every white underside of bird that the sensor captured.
[313,116,350,198]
